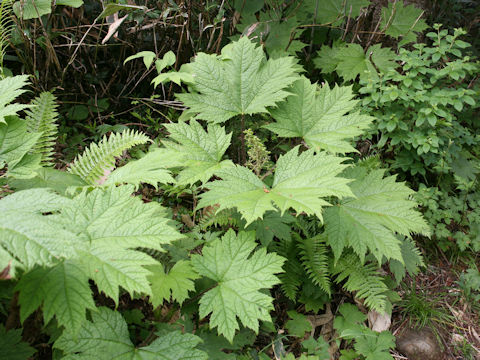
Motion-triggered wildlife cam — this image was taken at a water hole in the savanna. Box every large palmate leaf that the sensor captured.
[162,120,234,185]
[55,307,207,360]
[198,146,352,225]
[17,260,95,333]
[191,230,285,341]
[315,43,396,82]
[301,0,370,24]
[177,36,298,123]
[324,168,429,264]
[7,185,182,334]
[0,211,75,269]
[0,75,30,124]
[60,185,183,302]
[265,77,373,153]
[380,1,428,44]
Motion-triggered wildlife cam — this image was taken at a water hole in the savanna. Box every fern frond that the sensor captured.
[195,207,240,232]
[274,237,303,300]
[68,130,150,184]
[0,0,14,74]
[25,92,59,166]
[298,234,331,295]
[332,253,388,313]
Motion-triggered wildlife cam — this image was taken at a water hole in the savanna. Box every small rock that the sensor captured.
[396,327,444,360]
[368,310,391,332]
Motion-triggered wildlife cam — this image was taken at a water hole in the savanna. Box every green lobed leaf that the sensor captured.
[354,331,395,360]
[380,1,428,44]
[265,77,373,153]
[162,120,234,185]
[55,307,208,359]
[324,168,429,263]
[315,43,396,82]
[198,146,353,225]
[8,185,182,334]
[191,230,285,341]
[0,116,40,173]
[0,325,36,360]
[17,260,95,334]
[147,260,199,307]
[246,210,294,246]
[285,310,312,337]
[0,212,76,269]
[60,185,182,302]
[177,36,299,123]
[0,75,31,123]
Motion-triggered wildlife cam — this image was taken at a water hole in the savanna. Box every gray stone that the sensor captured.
[396,327,444,360]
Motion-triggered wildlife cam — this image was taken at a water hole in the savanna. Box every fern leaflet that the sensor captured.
[0,0,14,75]
[298,234,331,295]
[25,92,59,166]
[274,237,303,300]
[68,129,150,184]
[332,253,388,313]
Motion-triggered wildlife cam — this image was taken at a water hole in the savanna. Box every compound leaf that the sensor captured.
[332,253,389,312]
[69,129,150,185]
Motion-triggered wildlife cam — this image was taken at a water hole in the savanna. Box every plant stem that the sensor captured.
[240,114,246,165]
